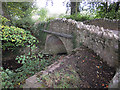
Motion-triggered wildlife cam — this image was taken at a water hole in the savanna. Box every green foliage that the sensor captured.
[1,24,38,50]
[37,8,48,22]
[46,17,56,21]
[95,2,120,19]
[32,21,50,47]
[0,15,10,25]
[63,13,93,21]
[72,32,77,49]
[0,67,14,88]
[3,2,28,18]
[79,42,83,46]
[3,2,37,19]
[1,16,38,51]
[13,15,35,30]
[1,51,59,88]
[2,2,37,30]
[66,2,119,20]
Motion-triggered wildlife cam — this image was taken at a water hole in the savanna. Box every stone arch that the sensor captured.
[45,35,68,54]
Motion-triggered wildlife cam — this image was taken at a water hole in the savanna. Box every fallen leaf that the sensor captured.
[18,83,20,85]
[87,86,90,88]
[102,84,104,86]
[97,66,100,68]
[106,85,108,88]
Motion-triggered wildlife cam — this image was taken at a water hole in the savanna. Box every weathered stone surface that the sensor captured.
[75,20,119,67]
[45,35,67,54]
[109,68,120,89]
[83,18,119,30]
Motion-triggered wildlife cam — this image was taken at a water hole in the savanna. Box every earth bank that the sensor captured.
[23,45,115,88]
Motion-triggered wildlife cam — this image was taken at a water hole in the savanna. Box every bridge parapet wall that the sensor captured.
[50,18,119,68]
[49,19,77,35]
[83,18,119,30]
[36,18,119,68]
[76,20,119,68]
[44,19,76,54]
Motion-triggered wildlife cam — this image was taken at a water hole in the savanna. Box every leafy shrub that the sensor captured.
[1,51,59,88]
[32,21,50,47]
[0,15,10,25]
[1,16,41,88]
[13,16,35,31]
[95,3,120,20]
[1,25,38,51]
[1,16,39,51]
[0,67,14,88]
[46,17,56,21]
[63,13,93,21]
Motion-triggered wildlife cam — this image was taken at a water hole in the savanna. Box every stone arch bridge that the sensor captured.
[36,18,119,68]
[33,18,120,88]
[44,19,75,55]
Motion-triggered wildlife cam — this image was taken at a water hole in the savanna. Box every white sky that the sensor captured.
[33,0,118,19]
[36,0,69,16]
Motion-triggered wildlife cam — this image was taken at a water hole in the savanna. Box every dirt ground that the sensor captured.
[35,45,116,88]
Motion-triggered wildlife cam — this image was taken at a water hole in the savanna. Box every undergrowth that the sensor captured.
[62,13,94,21]
[1,16,59,88]
[1,49,59,88]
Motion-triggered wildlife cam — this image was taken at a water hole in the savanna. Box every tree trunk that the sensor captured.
[0,1,3,15]
[115,2,120,12]
[2,2,11,20]
[71,2,80,15]
[105,2,108,13]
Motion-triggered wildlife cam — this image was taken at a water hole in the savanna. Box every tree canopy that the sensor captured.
[2,2,37,29]
[65,1,120,19]
[96,2,120,19]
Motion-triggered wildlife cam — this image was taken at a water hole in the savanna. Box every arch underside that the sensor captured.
[45,35,67,54]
